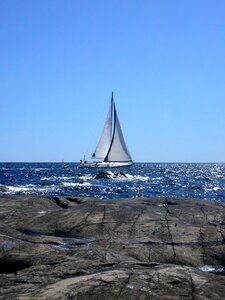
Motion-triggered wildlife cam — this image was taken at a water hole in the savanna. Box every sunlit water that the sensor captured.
[0,163,225,201]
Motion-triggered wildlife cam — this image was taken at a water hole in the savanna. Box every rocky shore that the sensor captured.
[1,195,225,299]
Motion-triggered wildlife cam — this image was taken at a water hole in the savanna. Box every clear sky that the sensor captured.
[1,0,225,163]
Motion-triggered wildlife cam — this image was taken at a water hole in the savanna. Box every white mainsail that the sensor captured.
[92,98,113,159]
[104,104,132,162]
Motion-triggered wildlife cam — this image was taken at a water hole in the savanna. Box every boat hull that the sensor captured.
[79,161,133,168]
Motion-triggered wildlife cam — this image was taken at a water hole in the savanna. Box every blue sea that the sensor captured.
[0,163,225,202]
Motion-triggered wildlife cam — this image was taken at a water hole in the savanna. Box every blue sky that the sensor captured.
[1,0,225,162]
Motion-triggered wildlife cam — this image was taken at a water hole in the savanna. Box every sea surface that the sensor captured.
[0,163,225,202]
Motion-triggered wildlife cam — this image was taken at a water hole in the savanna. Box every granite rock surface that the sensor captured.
[0,195,225,299]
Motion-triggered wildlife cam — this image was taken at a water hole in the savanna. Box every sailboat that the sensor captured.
[80,92,132,168]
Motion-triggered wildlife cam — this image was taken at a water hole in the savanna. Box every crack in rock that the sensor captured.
[189,272,195,300]
[129,209,145,237]
[199,226,206,265]
[52,197,69,209]
[218,216,225,242]
[117,273,132,298]
[200,206,208,224]
[163,206,177,261]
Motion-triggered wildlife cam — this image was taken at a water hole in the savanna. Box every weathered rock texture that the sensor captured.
[0,195,225,299]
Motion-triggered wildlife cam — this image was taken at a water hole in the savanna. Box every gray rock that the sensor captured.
[95,171,127,179]
[0,185,9,192]
[0,195,225,299]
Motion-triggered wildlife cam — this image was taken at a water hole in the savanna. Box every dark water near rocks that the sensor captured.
[0,163,225,202]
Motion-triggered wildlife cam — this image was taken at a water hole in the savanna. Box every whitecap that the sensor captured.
[3,184,60,195]
[62,182,91,187]
[125,174,149,181]
[6,184,36,192]
[40,176,58,181]
[213,187,220,191]
[41,176,78,181]
[32,168,49,171]
[79,175,93,181]
[134,175,149,181]
[204,186,220,192]
[59,176,77,180]
[152,177,162,181]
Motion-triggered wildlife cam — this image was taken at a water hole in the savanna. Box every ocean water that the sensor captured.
[0,163,225,202]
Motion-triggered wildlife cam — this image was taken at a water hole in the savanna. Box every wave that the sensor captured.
[205,186,220,192]
[62,182,91,188]
[40,176,58,181]
[79,175,93,181]
[5,184,37,192]
[41,176,78,181]
[32,168,49,171]
[0,181,92,196]
[0,184,60,195]
[124,174,149,182]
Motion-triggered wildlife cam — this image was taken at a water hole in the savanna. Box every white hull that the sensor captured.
[79,161,132,168]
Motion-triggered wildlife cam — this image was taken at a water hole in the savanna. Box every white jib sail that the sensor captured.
[92,99,113,159]
[104,105,132,162]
